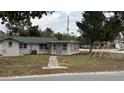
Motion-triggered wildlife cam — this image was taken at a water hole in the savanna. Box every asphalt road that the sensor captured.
[1,72,124,81]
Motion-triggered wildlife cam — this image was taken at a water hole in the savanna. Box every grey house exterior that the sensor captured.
[0,36,80,56]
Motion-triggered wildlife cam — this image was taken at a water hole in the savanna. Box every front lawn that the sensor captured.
[58,52,124,72]
[1,52,124,77]
[0,55,49,77]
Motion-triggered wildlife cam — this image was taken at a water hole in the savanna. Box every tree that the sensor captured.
[8,25,41,37]
[76,11,106,53]
[0,11,53,35]
[28,25,41,37]
[54,32,77,40]
[54,32,63,40]
[77,11,124,54]
[41,27,54,37]
[0,11,52,24]
[0,30,5,37]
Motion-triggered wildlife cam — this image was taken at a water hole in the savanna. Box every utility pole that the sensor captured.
[67,16,69,35]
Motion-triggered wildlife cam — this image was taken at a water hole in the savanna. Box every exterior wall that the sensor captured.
[51,43,68,55]
[0,43,2,55]
[19,44,31,54]
[62,44,69,55]
[1,40,19,56]
[114,40,124,49]
[38,49,50,54]
[0,40,80,56]
[37,44,50,54]
[20,43,50,55]
[118,42,124,49]
[51,44,62,55]
[51,43,79,55]
[68,43,79,55]
[115,44,120,49]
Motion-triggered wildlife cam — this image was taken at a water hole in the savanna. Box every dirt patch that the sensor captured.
[0,59,15,66]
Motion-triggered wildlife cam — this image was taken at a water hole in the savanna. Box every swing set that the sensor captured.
[89,41,114,58]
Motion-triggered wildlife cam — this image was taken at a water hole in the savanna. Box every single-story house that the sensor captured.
[0,36,80,56]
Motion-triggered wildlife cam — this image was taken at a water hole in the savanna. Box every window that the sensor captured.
[20,43,27,49]
[45,44,49,49]
[39,44,49,50]
[53,44,56,50]
[63,44,67,50]
[20,43,22,48]
[39,44,44,49]
[24,44,27,48]
[8,42,12,47]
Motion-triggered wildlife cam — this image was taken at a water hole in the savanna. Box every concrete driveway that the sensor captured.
[80,49,124,54]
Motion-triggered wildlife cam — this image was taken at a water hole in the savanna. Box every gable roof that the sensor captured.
[0,36,58,44]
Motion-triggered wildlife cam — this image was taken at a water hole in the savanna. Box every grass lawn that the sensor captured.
[0,52,124,77]
[58,52,124,73]
[0,55,49,77]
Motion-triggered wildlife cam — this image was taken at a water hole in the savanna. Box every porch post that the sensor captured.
[51,43,53,55]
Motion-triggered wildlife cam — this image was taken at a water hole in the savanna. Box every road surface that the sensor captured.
[1,72,124,81]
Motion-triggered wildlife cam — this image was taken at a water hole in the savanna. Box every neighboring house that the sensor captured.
[0,36,80,56]
[114,32,124,49]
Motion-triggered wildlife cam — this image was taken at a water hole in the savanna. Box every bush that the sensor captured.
[31,49,37,55]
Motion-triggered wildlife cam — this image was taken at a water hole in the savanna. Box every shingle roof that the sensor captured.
[48,40,80,43]
[0,36,58,44]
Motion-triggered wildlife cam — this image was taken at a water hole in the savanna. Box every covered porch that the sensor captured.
[48,41,80,55]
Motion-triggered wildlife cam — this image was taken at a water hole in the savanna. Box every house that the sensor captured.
[114,32,124,49]
[0,36,80,56]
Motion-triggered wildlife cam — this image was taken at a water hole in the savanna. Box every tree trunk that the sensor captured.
[88,38,93,54]
[89,44,93,54]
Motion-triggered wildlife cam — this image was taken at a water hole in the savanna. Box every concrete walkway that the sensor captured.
[43,56,67,69]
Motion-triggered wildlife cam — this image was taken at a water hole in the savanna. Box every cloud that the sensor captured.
[31,11,82,36]
[0,11,82,36]
[0,19,8,32]
[31,12,62,29]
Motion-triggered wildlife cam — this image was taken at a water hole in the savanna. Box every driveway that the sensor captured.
[80,49,124,54]
[1,71,124,81]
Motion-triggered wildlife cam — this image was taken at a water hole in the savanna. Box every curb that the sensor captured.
[0,71,124,80]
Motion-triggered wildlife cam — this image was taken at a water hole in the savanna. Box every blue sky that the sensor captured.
[0,11,82,36]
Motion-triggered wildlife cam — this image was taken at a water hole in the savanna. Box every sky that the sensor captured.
[0,11,82,36]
